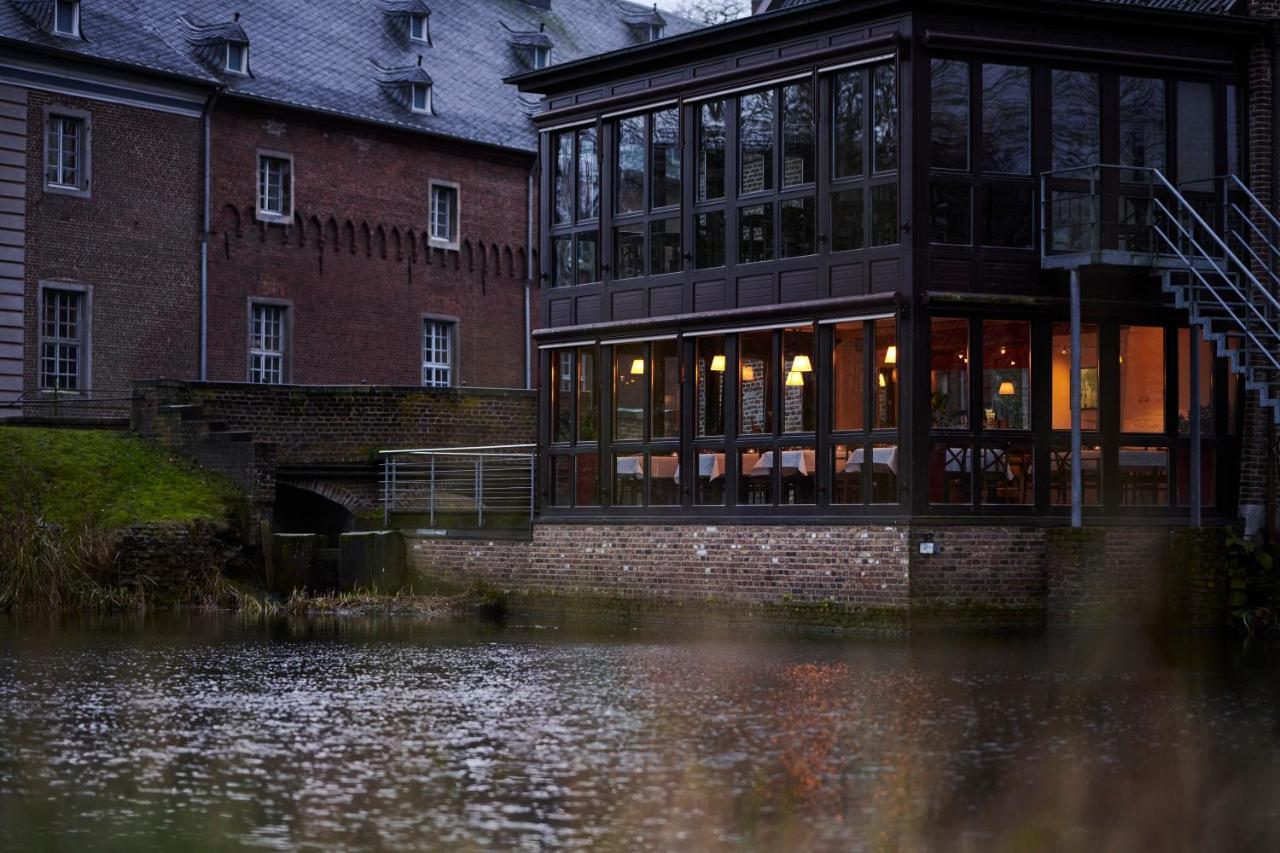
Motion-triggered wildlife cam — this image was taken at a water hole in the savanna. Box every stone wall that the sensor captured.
[113,520,242,604]
[410,522,1230,628]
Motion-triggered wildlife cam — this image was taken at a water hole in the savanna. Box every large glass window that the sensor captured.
[553,132,573,226]
[697,101,726,202]
[1119,325,1165,433]
[695,336,726,437]
[616,115,646,214]
[982,64,1030,174]
[739,204,774,264]
[1051,70,1099,171]
[930,182,971,245]
[782,81,815,187]
[739,330,773,435]
[832,321,866,432]
[781,326,815,433]
[833,71,864,179]
[1051,322,1100,431]
[612,109,682,279]
[982,321,1030,431]
[577,126,600,221]
[1177,81,1215,185]
[1178,327,1213,435]
[931,318,969,429]
[874,319,898,430]
[614,343,646,441]
[1119,77,1165,178]
[930,59,969,171]
[548,345,601,509]
[695,211,726,269]
[577,346,598,442]
[651,338,680,439]
[550,126,600,286]
[830,62,897,251]
[740,89,774,195]
[874,64,898,172]
[651,109,681,209]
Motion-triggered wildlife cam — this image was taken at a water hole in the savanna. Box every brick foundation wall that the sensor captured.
[207,104,536,389]
[133,380,536,465]
[410,522,1229,627]
[24,91,202,405]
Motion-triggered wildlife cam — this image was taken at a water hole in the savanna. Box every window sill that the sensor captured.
[429,237,460,252]
[256,211,293,225]
[44,183,90,199]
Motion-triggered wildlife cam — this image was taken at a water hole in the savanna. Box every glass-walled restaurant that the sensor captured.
[536,38,1243,520]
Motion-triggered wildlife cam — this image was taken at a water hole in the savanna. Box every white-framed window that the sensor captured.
[411,82,432,114]
[647,23,664,42]
[410,13,429,43]
[257,153,293,221]
[40,287,86,392]
[45,113,87,192]
[429,180,459,247]
[226,41,248,75]
[422,319,454,387]
[533,45,551,70]
[53,0,79,37]
[249,302,288,384]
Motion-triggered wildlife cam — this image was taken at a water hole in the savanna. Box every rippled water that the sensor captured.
[1,614,1278,851]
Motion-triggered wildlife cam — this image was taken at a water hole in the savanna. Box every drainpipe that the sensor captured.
[199,90,220,382]
[525,161,536,391]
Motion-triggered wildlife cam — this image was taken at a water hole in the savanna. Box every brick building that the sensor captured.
[0,0,698,413]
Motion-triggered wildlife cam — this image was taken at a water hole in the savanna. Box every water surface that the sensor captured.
[1,614,1278,850]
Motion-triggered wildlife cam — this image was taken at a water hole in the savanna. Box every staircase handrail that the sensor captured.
[1225,222,1280,293]
[1222,172,1280,236]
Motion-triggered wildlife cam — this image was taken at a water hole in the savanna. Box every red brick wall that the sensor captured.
[24,91,202,399]
[207,103,536,389]
[908,527,1049,616]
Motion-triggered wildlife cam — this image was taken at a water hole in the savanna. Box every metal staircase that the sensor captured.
[1041,164,1280,425]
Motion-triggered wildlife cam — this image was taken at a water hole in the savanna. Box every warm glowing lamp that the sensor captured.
[998,380,1016,396]
[786,370,804,387]
[884,345,897,365]
[630,358,645,376]
[878,373,887,388]
[710,354,726,372]
[791,354,813,373]
[741,364,756,382]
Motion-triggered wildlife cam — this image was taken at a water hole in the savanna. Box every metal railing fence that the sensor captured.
[379,444,536,529]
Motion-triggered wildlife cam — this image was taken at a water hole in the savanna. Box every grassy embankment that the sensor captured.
[0,427,243,611]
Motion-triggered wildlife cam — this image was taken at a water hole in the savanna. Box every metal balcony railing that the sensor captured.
[379,444,536,530]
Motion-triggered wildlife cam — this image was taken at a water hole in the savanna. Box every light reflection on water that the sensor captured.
[1,614,1278,850]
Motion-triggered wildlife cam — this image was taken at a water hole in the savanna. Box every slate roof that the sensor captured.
[776,0,1240,11]
[0,0,700,152]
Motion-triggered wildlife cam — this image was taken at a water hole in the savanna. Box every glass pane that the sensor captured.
[832,444,863,505]
[1177,81,1215,186]
[552,455,573,506]
[614,342,646,441]
[1175,445,1215,507]
[782,326,815,433]
[698,101,727,202]
[738,447,773,505]
[980,441,1033,505]
[1050,442,1103,506]
[831,188,864,252]
[871,442,898,503]
[695,336,726,437]
[650,451,681,506]
[739,330,773,435]
[1119,77,1165,179]
[982,320,1030,430]
[778,446,816,505]
[874,318,898,430]
[1178,327,1213,435]
[1051,322,1100,431]
[575,231,598,284]
[1120,325,1165,433]
[780,197,815,258]
[614,223,645,279]
[552,235,572,287]
[553,132,572,225]
[930,58,969,171]
[833,70,864,179]
[739,203,774,263]
[983,184,1033,248]
[1051,70,1099,171]
[695,448,726,505]
[614,452,645,506]
[577,346,598,442]
[782,80,814,186]
[616,115,645,214]
[870,184,898,246]
[552,350,573,443]
[1119,446,1168,506]
[930,181,971,245]
[649,218,682,275]
[931,318,969,429]
[577,126,600,220]
[873,64,897,172]
[740,89,774,194]
[832,321,865,432]
[930,441,972,505]
[695,211,725,269]
[651,108,681,209]
[576,452,600,507]
[651,338,680,439]
[982,64,1030,174]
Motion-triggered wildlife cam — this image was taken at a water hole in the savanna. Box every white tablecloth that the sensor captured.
[844,446,899,475]
[674,453,725,485]
[747,449,816,477]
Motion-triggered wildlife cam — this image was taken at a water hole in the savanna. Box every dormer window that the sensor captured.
[53,0,79,37]
[226,42,248,74]
[646,23,664,42]
[533,45,551,70]
[619,5,667,45]
[412,83,432,114]
[410,13,429,42]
